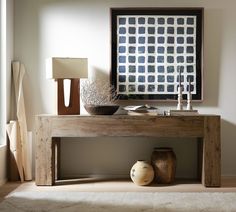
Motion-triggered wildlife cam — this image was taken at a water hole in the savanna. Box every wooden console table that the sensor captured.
[35,115,221,187]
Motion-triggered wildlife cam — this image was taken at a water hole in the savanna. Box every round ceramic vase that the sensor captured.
[130,160,154,186]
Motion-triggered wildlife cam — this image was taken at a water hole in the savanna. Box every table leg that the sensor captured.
[35,117,55,186]
[202,116,221,187]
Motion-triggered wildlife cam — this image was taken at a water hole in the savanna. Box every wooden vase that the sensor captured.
[130,160,154,186]
[151,147,176,184]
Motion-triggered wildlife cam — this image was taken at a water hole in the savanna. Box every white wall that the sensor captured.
[0,0,14,185]
[14,0,236,179]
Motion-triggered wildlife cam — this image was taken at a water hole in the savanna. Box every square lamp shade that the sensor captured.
[46,57,88,115]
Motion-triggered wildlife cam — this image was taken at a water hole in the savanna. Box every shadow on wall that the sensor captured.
[196,9,223,107]
[221,119,236,175]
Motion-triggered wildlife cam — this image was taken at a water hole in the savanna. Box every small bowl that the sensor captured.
[84,105,119,115]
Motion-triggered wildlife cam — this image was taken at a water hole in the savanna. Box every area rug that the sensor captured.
[0,191,236,212]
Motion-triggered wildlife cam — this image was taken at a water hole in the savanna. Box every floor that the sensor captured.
[1,177,236,203]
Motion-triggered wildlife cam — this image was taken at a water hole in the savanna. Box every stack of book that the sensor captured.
[123,105,159,116]
[169,110,199,116]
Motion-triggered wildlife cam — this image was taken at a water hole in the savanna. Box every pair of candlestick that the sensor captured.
[177,71,193,111]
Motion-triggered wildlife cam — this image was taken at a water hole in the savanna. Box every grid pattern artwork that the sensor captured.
[113,10,201,99]
[117,15,196,95]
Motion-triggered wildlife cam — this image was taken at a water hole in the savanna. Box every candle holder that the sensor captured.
[187,80,193,110]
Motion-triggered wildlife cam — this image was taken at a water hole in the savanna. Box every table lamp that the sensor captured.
[46,57,88,115]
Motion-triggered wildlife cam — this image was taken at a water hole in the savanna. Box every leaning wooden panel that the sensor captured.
[202,116,221,187]
[50,115,204,138]
[35,116,55,186]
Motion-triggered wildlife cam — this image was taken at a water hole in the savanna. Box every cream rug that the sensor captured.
[0,191,236,212]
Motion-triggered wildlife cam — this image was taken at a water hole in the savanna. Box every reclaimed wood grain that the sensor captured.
[35,115,221,187]
[203,116,221,187]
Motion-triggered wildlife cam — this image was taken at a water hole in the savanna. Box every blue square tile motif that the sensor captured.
[157,56,164,63]
[129,85,136,92]
[177,37,184,44]
[119,46,126,53]
[148,85,155,92]
[148,18,155,24]
[177,46,184,53]
[177,56,184,63]
[177,18,184,25]
[138,27,145,34]
[138,66,145,73]
[138,56,145,63]
[167,47,174,54]
[187,37,194,44]
[187,27,194,34]
[119,75,126,82]
[167,75,174,82]
[118,66,126,73]
[138,37,145,44]
[158,37,165,44]
[148,56,155,63]
[148,46,155,53]
[119,56,126,63]
[138,46,145,53]
[119,18,126,25]
[148,37,155,44]
[119,85,126,92]
[129,37,136,44]
[129,65,136,73]
[167,37,174,44]
[158,18,165,24]
[119,36,126,43]
[167,56,174,63]
[187,65,194,73]
[148,76,155,82]
[119,27,126,34]
[157,75,165,82]
[129,46,136,53]
[148,65,155,72]
[157,47,165,54]
[148,27,155,34]
[138,85,145,92]
[129,17,135,24]
[158,27,165,34]
[167,85,174,92]
[187,18,194,25]
[128,56,136,63]
[177,27,184,34]
[129,75,136,82]
[129,27,136,34]
[187,56,194,63]
[158,66,164,73]
[138,76,145,82]
[157,85,164,92]
[167,18,174,24]
[167,27,174,34]
[187,46,194,53]
[167,66,174,73]
[138,17,145,24]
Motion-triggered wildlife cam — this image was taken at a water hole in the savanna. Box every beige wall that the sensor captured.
[14,0,236,178]
[0,0,14,185]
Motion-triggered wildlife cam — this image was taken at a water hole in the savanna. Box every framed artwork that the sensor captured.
[111,8,203,101]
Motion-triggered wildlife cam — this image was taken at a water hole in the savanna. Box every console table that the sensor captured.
[35,115,221,187]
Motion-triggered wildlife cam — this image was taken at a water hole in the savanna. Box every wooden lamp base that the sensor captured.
[57,79,80,115]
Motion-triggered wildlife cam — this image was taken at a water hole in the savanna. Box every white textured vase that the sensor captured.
[130,160,154,186]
